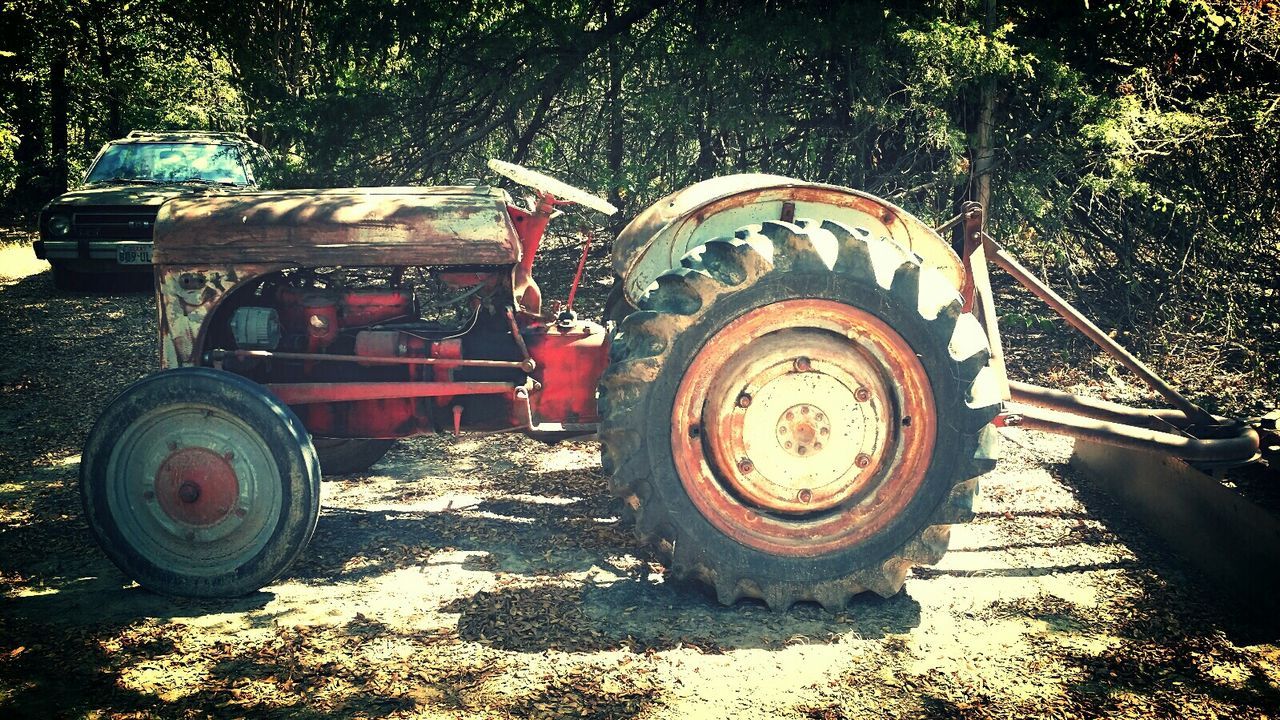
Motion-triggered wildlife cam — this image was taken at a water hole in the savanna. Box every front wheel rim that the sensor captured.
[105,404,282,577]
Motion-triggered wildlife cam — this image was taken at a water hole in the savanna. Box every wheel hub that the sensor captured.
[776,403,829,457]
[154,447,239,527]
[704,331,891,514]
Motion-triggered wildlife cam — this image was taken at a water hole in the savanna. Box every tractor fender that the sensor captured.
[612,174,965,306]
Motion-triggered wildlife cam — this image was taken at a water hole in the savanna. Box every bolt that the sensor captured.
[793,356,812,372]
[855,453,872,468]
[786,410,794,421]
[737,393,752,408]
[798,489,813,503]
[785,441,793,449]
[688,424,701,438]
[738,458,754,474]
[167,441,179,452]
[820,427,829,436]
[797,446,807,456]
[814,442,823,450]
[778,426,788,435]
[178,482,201,504]
[854,387,871,403]
[815,412,825,422]
[800,405,809,415]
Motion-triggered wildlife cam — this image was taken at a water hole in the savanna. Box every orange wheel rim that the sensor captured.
[670,299,937,557]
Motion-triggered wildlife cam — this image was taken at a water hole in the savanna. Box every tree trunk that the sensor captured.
[974,0,997,218]
[606,2,625,212]
[50,47,69,195]
[95,19,122,138]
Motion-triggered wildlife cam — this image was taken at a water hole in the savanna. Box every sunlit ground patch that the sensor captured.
[0,244,47,282]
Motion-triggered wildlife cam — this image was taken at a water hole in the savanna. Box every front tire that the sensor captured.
[81,368,321,597]
[598,219,1001,610]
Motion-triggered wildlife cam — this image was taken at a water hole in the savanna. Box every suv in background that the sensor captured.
[34,131,264,289]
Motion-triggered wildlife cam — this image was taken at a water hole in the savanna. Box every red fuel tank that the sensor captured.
[521,320,611,427]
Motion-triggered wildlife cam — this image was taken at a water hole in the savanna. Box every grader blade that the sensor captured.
[1072,439,1280,624]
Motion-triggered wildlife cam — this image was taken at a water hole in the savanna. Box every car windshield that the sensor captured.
[85,142,250,185]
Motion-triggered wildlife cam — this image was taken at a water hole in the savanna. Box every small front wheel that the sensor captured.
[81,368,321,597]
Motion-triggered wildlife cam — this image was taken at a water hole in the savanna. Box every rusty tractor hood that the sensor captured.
[44,182,217,210]
[612,174,960,306]
[152,186,521,267]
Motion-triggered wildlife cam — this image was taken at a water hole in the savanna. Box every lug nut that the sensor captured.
[855,453,872,468]
[798,489,813,503]
[854,387,871,403]
[794,356,812,372]
[738,459,754,474]
[797,446,807,455]
[737,393,752,408]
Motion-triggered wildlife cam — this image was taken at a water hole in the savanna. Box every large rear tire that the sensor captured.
[598,219,1000,610]
[81,367,321,597]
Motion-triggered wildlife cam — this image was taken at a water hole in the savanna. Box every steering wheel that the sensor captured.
[487,159,618,216]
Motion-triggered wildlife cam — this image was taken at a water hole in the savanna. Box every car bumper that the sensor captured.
[36,239,153,271]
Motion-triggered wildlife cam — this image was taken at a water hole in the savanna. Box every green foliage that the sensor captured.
[1,0,1277,356]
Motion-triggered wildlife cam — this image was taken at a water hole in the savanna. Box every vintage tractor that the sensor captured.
[80,160,1261,609]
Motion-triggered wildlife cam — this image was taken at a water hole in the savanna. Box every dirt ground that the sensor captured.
[2,235,1279,719]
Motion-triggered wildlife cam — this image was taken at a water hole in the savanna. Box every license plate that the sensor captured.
[117,244,153,265]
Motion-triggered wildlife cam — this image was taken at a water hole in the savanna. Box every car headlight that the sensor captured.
[47,214,71,237]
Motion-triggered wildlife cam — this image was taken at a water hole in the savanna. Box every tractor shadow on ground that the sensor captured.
[290,452,926,653]
[442,577,924,654]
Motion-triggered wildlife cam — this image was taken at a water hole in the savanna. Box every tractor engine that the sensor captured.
[212,270,609,440]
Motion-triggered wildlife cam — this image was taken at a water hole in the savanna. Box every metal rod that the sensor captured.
[1005,402,1258,465]
[266,381,516,405]
[212,348,530,370]
[505,307,533,365]
[933,212,965,235]
[983,233,1218,427]
[1008,380,1210,429]
[566,229,593,312]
